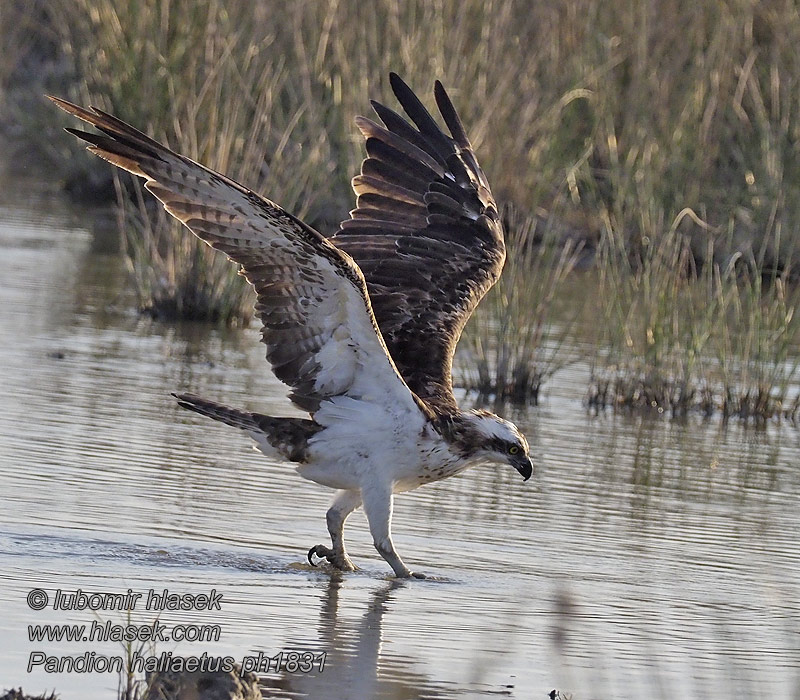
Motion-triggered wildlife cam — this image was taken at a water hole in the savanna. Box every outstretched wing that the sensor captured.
[50,96,421,416]
[331,74,505,412]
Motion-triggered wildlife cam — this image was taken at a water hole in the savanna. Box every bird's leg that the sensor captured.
[308,489,361,571]
[362,485,425,579]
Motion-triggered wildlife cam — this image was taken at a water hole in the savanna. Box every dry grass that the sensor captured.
[20,0,800,254]
[50,0,353,322]
[460,206,583,404]
[4,0,800,408]
[588,212,800,421]
[36,0,618,323]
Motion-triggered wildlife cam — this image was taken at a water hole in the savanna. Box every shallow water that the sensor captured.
[1,172,799,699]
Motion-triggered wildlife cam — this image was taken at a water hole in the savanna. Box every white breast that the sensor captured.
[297,395,430,490]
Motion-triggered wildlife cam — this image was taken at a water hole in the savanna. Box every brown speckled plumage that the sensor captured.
[432,410,495,458]
[49,95,396,415]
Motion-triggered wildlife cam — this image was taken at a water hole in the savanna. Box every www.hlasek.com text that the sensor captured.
[29,619,221,643]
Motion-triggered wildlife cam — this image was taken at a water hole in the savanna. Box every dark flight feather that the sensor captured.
[330,73,505,412]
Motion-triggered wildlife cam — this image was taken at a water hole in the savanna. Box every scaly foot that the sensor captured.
[307,544,357,571]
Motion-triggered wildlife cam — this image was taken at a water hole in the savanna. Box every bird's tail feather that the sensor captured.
[173,393,258,430]
[173,393,321,463]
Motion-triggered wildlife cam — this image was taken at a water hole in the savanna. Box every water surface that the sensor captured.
[1,172,799,699]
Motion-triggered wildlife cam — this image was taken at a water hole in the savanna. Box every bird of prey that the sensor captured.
[51,73,533,578]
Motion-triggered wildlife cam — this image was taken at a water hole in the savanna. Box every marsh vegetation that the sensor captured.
[1,139,799,700]
[3,0,800,418]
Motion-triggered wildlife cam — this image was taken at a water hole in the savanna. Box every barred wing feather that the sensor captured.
[49,96,418,416]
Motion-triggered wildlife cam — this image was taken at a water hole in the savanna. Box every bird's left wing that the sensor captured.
[50,97,421,416]
[330,75,506,413]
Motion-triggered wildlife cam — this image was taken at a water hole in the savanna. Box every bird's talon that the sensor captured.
[411,572,427,579]
[308,544,355,571]
[307,544,329,566]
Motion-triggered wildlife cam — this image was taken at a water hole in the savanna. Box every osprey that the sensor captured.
[51,74,533,578]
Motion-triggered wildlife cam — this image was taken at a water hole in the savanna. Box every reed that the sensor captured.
[460,206,583,404]
[713,248,800,422]
[5,0,800,406]
[568,0,800,419]
[41,0,596,334]
[587,208,716,416]
[588,209,800,421]
[16,1,800,256]
[50,0,355,322]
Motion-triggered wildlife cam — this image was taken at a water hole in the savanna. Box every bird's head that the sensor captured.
[458,410,533,481]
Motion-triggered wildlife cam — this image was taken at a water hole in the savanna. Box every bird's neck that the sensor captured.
[430,410,487,459]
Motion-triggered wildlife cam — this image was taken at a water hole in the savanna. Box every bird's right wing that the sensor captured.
[50,96,422,416]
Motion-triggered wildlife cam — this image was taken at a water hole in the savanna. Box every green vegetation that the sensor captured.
[588,214,800,421]
[3,0,800,417]
[460,205,582,404]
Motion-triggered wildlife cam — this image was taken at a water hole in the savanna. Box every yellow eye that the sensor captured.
[508,445,519,455]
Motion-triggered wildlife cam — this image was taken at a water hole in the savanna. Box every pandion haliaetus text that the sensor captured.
[51,74,533,578]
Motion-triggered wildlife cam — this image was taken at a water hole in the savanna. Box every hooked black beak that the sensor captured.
[513,456,533,482]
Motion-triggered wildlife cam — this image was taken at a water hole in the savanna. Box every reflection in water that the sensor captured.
[1,172,799,699]
[261,576,452,700]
